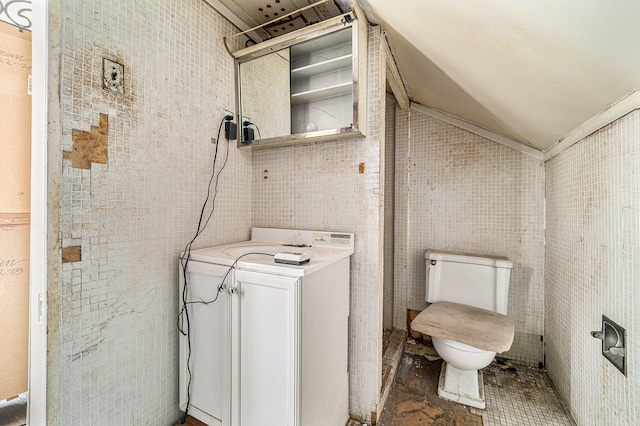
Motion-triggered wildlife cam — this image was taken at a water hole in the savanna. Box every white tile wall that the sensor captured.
[55,1,251,424]
[251,25,385,422]
[52,1,611,423]
[545,110,639,425]
[395,109,546,366]
[393,106,410,330]
[383,97,396,330]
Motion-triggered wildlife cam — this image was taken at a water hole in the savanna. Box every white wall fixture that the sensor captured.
[591,315,626,376]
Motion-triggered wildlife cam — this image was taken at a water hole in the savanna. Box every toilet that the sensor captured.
[411,250,515,409]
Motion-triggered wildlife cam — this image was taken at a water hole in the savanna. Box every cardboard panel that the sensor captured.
[0,225,29,400]
[0,22,32,213]
[0,21,31,400]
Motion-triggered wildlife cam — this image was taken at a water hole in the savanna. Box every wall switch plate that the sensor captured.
[103,58,124,94]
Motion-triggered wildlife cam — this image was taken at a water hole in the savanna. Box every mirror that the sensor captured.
[239,49,291,140]
[236,23,364,147]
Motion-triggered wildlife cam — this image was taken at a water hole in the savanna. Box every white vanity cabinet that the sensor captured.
[179,245,351,426]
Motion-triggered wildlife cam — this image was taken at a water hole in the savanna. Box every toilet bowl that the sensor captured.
[431,336,497,408]
[411,250,515,409]
[431,337,496,371]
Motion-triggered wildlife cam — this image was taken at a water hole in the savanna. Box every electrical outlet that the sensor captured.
[102,58,124,95]
[224,109,234,120]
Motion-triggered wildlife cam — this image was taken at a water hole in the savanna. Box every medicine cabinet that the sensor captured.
[232,10,367,148]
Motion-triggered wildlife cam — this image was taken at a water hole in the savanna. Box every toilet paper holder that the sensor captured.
[591,315,626,376]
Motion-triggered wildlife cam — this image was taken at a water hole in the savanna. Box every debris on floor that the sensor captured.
[369,349,576,426]
[495,357,518,372]
[405,337,441,362]
[377,353,483,426]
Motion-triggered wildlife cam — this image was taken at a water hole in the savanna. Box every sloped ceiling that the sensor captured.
[211,0,640,151]
[361,0,640,151]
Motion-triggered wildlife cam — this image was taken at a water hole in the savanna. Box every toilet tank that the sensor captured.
[425,250,513,314]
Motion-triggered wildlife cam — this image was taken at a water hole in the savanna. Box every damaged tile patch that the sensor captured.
[63,113,108,169]
[61,245,81,263]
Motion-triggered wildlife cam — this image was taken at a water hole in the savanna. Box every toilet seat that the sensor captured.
[411,301,515,353]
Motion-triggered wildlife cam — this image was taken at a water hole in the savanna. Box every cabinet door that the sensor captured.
[231,271,300,426]
[179,260,231,426]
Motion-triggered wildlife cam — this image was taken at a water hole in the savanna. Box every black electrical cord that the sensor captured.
[178,251,276,424]
[184,252,275,306]
[177,115,231,424]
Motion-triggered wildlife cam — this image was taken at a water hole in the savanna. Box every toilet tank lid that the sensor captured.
[425,250,513,268]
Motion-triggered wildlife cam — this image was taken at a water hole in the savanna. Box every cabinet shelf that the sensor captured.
[291,82,352,105]
[291,54,352,80]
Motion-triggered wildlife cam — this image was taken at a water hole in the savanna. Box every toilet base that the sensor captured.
[437,362,486,409]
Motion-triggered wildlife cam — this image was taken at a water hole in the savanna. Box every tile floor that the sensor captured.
[483,361,576,426]
[348,338,576,426]
[0,392,27,426]
[5,340,576,426]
